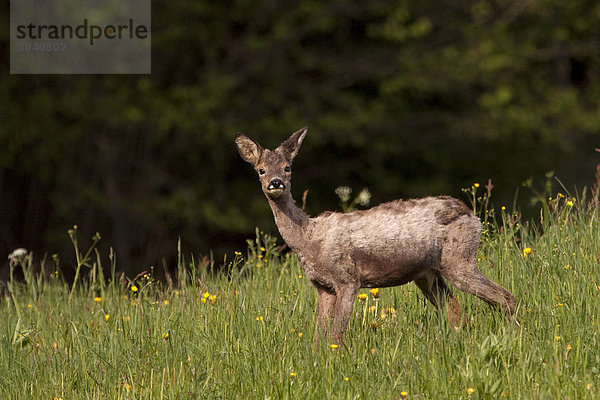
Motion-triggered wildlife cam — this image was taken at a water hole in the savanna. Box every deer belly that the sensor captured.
[356,250,436,288]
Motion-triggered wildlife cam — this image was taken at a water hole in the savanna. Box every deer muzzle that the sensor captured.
[267,178,285,197]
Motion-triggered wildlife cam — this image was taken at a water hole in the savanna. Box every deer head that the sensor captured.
[235,127,307,201]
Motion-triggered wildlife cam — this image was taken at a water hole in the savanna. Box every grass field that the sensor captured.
[1,188,600,399]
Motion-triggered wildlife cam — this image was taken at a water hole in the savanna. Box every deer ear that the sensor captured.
[279,127,307,161]
[235,134,263,165]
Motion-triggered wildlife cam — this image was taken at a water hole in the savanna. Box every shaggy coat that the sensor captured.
[236,128,516,342]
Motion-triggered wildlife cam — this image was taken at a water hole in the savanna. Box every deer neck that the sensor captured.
[268,193,309,251]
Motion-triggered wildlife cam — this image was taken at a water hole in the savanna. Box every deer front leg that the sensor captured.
[314,284,336,346]
[332,283,360,344]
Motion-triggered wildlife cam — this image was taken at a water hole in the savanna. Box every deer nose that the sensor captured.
[268,178,285,190]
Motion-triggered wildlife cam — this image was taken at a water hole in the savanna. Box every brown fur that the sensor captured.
[235,128,516,344]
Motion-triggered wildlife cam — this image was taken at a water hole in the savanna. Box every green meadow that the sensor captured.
[1,188,599,399]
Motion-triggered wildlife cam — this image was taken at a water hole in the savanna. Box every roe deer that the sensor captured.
[235,127,516,343]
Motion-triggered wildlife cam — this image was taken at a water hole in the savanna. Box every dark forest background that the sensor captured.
[1,0,599,276]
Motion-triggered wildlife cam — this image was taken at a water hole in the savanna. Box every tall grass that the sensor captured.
[1,188,599,399]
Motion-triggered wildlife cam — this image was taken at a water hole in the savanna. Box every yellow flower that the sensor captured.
[94,297,102,303]
[330,344,338,349]
[290,372,297,378]
[130,285,138,292]
[256,316,263,321]
[369,305,377,313]
[523,247,532,257]
[104,314,110,322]
[566,200,574,207]
[162,332,170,340]
[473,183,480,188]
[234,251,242,256]
[558,192,565,198]
[344,377,349,381]
[400,392,408,398]
[388,307,396,314]
[201,298,207,304]
[358,293,368,301]
[209,294,217,303]
[380,312,387,320]
[27,304,32,308]
[564,264,571,270]
[124,382,132,391]
[203,292,210,298]
[554,335,561,341]
[370,288,380,298]
[163,300,169,305]
[467,387,475,395]
[260,247,266,252]
[501,206,506,211]
[298,332,303,338]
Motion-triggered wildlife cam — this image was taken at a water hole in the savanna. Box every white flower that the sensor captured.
[335,186,352,202]
[8,248,28,260]
[357,188,371,206]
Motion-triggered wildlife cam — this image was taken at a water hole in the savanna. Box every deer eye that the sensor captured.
[284,166,291,173]
[258,169,265,175]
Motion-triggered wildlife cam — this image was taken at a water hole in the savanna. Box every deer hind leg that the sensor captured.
[414,271,464,327]
[440,220,516,319]
[441,265,516,319]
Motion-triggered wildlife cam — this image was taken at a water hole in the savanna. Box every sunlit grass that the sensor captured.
[1,194,600,399]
